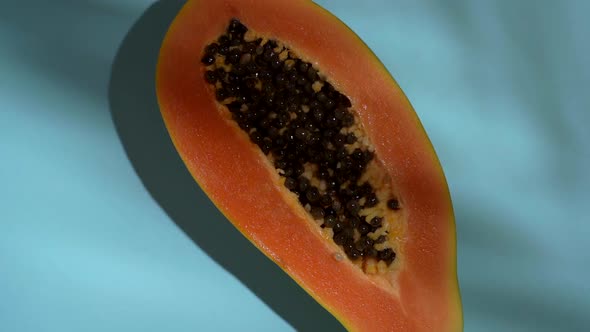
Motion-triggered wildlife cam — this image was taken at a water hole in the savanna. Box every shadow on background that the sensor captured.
[108,1,344,331]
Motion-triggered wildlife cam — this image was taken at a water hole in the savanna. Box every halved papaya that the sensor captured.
[156,0,462,331]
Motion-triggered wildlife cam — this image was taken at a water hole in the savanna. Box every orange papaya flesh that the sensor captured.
[156,0,462,331]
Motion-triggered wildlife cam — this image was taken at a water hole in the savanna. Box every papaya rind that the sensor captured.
[156,0,462,331]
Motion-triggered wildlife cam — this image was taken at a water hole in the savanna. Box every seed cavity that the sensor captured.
[201,19,403,272]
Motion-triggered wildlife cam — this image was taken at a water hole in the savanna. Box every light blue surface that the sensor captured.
[1,1,588,331]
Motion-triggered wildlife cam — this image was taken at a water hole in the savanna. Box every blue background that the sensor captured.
[1,0,589,331]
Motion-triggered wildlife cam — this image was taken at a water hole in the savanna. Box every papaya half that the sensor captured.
[156,0,462,331]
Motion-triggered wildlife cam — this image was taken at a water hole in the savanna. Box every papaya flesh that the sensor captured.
[156,0,462,331]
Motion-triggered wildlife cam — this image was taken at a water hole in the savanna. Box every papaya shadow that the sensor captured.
[108,1,344,331]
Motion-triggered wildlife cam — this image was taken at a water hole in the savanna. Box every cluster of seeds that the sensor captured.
[201,19,401,268]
